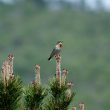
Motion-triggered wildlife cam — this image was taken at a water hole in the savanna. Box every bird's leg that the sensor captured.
[55,54,61,87]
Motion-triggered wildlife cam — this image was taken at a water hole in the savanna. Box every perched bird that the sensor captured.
[48,41,63,61]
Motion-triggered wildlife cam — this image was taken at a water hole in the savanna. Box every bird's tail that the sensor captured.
[48,57,51,61]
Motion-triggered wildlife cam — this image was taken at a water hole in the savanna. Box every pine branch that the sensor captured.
[72,106,76,110]
[55,54,61,87]
[45,77,75,110]
[79,103,84,110]
[0,54,22,110]
[0,76,22,110]
[44,52,75,110]
[24,65,46,110]
[24,83,46,110]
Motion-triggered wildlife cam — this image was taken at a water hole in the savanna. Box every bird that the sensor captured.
[48,41,63,61]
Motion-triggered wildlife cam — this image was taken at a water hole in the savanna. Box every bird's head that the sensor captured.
[56,41,63,48]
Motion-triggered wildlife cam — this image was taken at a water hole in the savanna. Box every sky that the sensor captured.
[86,0,110,10]
[102,0,110,9]
[1,0,110,10]
[64,0,110,10]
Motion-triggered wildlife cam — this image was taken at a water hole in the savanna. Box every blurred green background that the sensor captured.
[0,0,110,110]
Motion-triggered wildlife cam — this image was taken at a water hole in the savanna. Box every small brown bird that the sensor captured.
[48,41,63,61]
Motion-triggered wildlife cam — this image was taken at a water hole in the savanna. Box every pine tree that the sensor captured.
[0,54,22,110]
[24,65,46,110]
[0,51,84,110]
[40,55,75,110]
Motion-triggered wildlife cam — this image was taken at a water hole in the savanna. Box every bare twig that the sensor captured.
[55,54,61,86]
[35,64,41,85]
[61,68,68,85]
[72,106,76,110]
[79,103,84,110]
[1,54,14,86]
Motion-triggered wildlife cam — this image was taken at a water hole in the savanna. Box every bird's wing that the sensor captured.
[49,48,57,58]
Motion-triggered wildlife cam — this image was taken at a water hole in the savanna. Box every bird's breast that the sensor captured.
[55,49,61,54]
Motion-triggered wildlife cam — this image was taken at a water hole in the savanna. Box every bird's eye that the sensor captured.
[60,44,62,47]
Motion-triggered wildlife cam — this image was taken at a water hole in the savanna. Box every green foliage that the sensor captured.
[49,77,67,97]
[45,77,75,110]
[24,77,75,110]
[0,76,22,110]
[24,83,46,110]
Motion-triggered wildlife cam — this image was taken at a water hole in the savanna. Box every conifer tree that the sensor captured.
[0,54,22,110]
[24,64,46,110]
[40,54,75,110]
[0,51,84,110]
